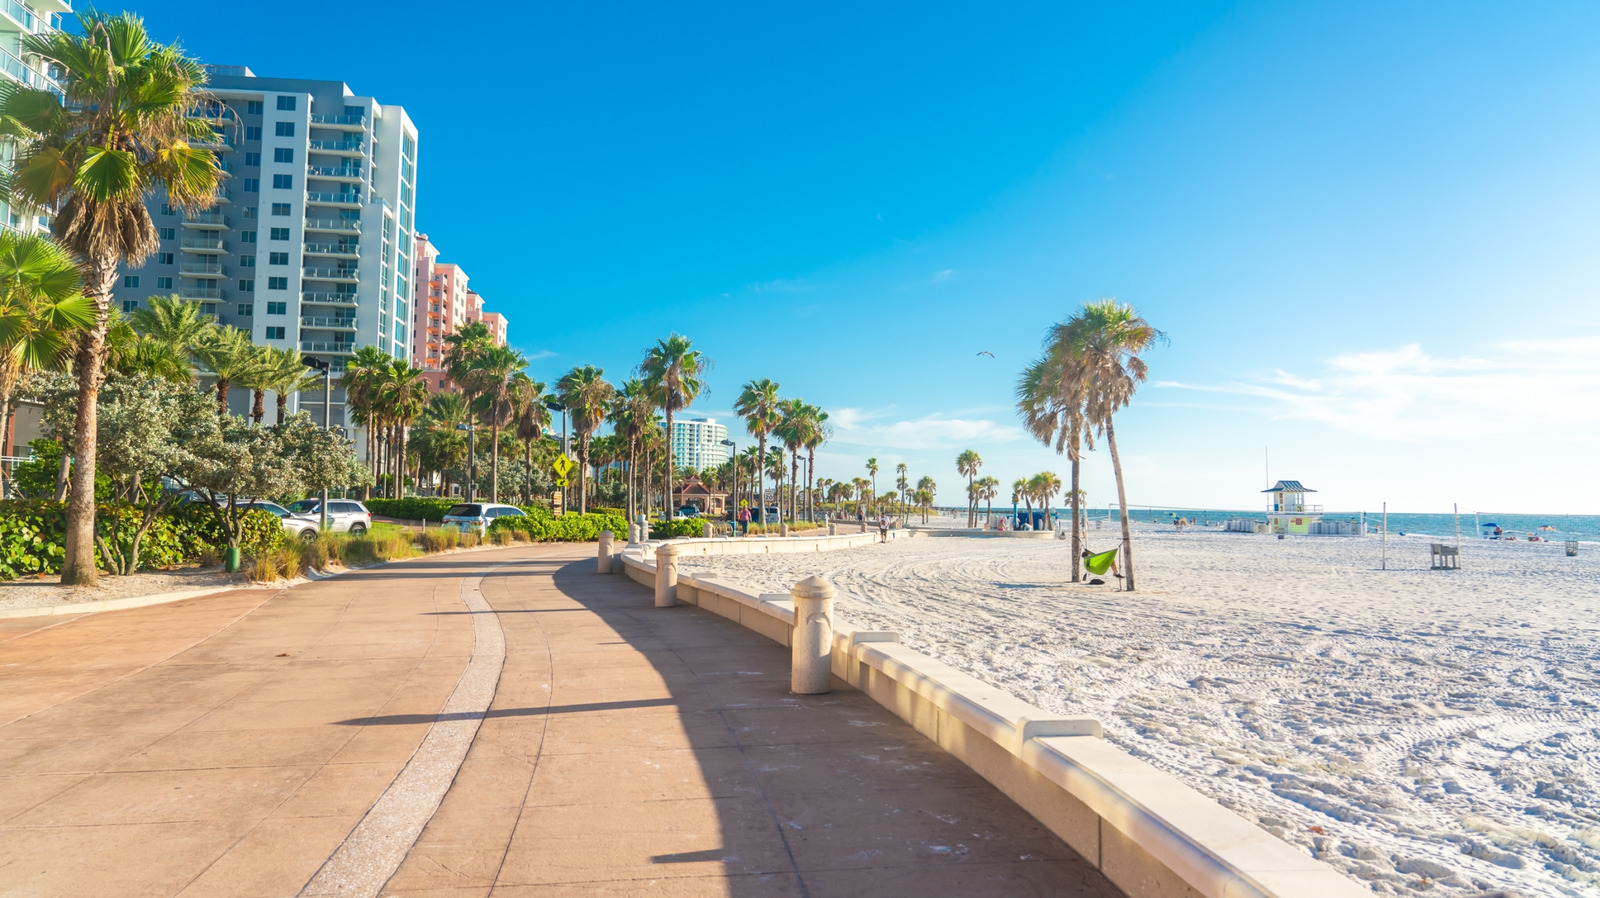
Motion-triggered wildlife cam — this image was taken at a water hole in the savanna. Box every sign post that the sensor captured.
[552,454,575,516]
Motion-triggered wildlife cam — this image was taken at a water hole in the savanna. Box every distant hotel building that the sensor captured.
[412,234,509,386]
[116,66,418,425]
[0,0,67,236]
[670,417,729,472]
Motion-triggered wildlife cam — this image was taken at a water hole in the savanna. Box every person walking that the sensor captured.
[878,512,890,543]
[738,505,751,535]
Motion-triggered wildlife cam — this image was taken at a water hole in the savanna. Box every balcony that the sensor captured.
[301,316,358,331]
[302,292,358,307]
[0,45,62,98]
[180,238,227,254]
[304,218,361,233]
[308,139,364,156]
[303,267,359,283]
[0,0,48,34]
[305,191,362,209]
[177,287,225,300]
[300,341,355,355]
[1268,504,1325,515]
[303,242,359,258]
[181,211,228,229]
[307,165,363,182]
[178,263,226,277]
[309,113,365,130]
[210,187,233,204]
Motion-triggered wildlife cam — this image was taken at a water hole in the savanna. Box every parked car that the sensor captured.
[203,498,321,542]
[286,498,372,537]
[441,503,526,536]
[760,505,781,524]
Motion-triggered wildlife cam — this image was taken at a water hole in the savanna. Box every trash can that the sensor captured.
[1566,540,1579,557]
[224,546,241,572]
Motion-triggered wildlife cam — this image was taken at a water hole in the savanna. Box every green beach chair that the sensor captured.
[1083,547,1118,577]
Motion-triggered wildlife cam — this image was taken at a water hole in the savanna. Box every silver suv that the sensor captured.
[441,503,525,536]
[286,498,373,539]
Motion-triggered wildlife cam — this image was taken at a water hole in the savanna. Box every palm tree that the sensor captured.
[192,327,265,415]
[915,476,936,523]
[470,345,527,503]
[509,373,549,505]
[734,378,780,522]
[895,462,908,511]
[956,450,982,527]
[851,476,870,517]
[381,360,430,498]
[417,392,469,496]
[1012,477,1031,523]
[442,320,494,500]
[1031,471,1062,529]
[1017,350,1093,578]
[1051,300,1164,589]
[865,457,879,515]
[128,294,214,382]
[774,397,807,522]
[738,444,762,513]
[608,378,653,520]
[341,346,391,494]
[765,448,786,523]
[639,334,709,522]
[976,476,999,528]
[236,343,279,424]
[556,365,614,514]
[800,404,830,523]
[0,233,93,496]
[261,347,319,426]
[1,12,223,585]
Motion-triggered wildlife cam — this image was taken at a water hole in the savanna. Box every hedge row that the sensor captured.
[649,519,706,539]
[488,512,628,543]
[366,498,558,522]
[0,501,284,580]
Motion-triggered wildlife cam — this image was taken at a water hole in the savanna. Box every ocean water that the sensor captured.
[1106,507,1600,542]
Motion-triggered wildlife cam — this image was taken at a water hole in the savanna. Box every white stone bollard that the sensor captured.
[597,531,614,573]
[627,522,640,544]
[827,523,837,536]
[702,522,714,539]
[655,543,679,607]
[790,575,836,694]
[779,522,789,538]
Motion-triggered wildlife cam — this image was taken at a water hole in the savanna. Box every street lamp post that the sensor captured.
[303,357,333,533]
[544,400,568,514]
[720,439,736,528]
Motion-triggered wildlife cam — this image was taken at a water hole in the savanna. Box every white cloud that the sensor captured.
[931,268,956,283]
[1158,336,1600,442]
[827,406,1027,450]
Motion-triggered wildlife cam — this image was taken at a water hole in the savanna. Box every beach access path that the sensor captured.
[0,542,1119,897]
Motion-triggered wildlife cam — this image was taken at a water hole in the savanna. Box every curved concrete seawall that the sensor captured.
[615,533,1367,898]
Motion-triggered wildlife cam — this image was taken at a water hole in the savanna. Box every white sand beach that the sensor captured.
[678,522,1600,897]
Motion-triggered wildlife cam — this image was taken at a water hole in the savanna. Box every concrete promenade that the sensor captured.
[0,543,1120,897]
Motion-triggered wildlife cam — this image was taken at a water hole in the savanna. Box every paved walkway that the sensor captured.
[0,544,1120,897]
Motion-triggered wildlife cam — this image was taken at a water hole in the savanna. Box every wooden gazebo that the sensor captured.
[673,473,727,516]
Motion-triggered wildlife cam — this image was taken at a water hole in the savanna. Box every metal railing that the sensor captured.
[178,264,226,276]
[301,316,357,329]
[0,0,44,33]
[1268,504,1325,514]
[183,211,228,225]
[300,341,355,354]
[303,267,359,279]
[305,192,361,205]
[177,287,224,300]
[307,165,363,179]
[308,139,364,153]
[301,292,358,305]
[0,44,61,97]
[303,242,359,255]
[309,113,365,126]
[180,238,227,251]
[304,218,361,232]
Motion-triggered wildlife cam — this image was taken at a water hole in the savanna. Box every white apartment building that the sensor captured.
[117,66,418,426]
[0,0,67,235]
[669,417,730,472]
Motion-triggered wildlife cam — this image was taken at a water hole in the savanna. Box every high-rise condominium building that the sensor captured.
[0,0,66,236]
[670,417,729,472]
[116,66,418,424]
[411,234,507,373]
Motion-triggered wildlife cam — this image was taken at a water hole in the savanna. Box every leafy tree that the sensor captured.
[192,327,265,415]
[639,334,709,521]
[1,11,223,585]
[128,294,215,382]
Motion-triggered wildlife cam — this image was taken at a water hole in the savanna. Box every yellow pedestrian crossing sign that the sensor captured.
[552,454,574,487]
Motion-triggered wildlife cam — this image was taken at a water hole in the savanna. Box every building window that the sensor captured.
[276,96,296,111]
[122,275,139,288]
[239,255,255,268]
[122,300,138,313]
[269,228,290,241]
[157,252,174,265]
[269,252,289,265]
[242,178,259,192]
[239,279,254,292]
[244,152,261,166]
[266,326,285,339]
[158,228,175,240]
[273,148,294,163]
[241,230,257,243]
[237,303,253,316]
[242,206,257,219]
[268,277,288,290]
[247,100,263,115]
[159,203,175,215]
[267,301,286,315]
[271,203,291,216]
[275,122,294,137]
[156,277,173,289]
[272,174,292,190]
[245,126,262,141]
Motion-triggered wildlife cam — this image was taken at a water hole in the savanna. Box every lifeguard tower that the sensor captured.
[1263,480,1323,535]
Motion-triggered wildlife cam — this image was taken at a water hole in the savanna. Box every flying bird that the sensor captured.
[976,351,994,358]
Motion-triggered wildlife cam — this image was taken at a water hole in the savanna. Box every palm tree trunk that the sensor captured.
[275,391,288,426]
[60,257,117,587]
[578,442,589,514]
[1070,455,1082,582]
[663,408,674,521]
[215,378,230,415]
[0,392,13,497]
[397,424,408,499]
[251,388,265,424]
[489,422,501,503]
[1106,417,1135,590]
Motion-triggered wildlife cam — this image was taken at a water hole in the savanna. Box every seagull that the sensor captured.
[976,351,994,358]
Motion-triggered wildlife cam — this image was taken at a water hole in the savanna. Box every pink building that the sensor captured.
[411,234,497,371]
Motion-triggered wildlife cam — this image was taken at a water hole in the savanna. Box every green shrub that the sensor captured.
[364,497,458,521]
[0,500,285,580]
[649,518,705,539]
[489,512,627,543]
[416,527,460,553]
[593,507,627,519]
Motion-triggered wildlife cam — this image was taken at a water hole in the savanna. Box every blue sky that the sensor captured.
[141,1,1600,513]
